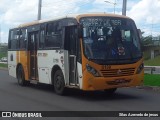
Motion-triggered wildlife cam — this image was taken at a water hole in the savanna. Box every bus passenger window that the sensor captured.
[9,30,19,50]
[19,29,27,49]
[45,22,62,48]
[39,30,45,48]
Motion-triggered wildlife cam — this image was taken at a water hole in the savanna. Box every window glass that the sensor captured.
[9,29,19,49]
[80,17,142,64]
[19,29,27,49]
[45,22,62,48]
[39,30,45,48]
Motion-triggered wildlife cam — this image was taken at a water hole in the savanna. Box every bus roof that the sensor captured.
[12,13,132,29]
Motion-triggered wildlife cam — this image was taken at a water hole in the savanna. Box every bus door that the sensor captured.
[28,31,38,80]
[65,26,78,85]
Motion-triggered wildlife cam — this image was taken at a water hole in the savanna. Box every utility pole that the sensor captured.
[37,0,42,20]
[122,0,127,16]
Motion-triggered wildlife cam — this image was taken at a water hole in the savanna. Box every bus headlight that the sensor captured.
[86,64,101,77]
[136,63,144,74]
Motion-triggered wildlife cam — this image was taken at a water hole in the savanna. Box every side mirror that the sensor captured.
[78,25,83,38]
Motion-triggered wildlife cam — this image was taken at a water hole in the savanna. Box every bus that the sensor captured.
[8,13,144,95]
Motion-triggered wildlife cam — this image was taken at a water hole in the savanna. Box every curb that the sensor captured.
[0,67,8,71]
[137,86,160,92]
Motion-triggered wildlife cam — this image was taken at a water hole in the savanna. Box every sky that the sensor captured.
[0,0,160,43]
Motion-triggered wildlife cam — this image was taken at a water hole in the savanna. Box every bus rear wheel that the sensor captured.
[53,70,66,95]
[17,66,27,86]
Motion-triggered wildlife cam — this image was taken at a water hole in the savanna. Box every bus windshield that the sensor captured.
[80,17,142,64]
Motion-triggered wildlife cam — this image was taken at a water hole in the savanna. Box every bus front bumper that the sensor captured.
[82,73,144,91]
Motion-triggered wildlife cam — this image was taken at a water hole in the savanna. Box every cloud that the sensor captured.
[2,0,38,26]
[127,0,160,36]
[0,31,8,43]
[0,0,84,42]
[1,0,86,26]
[0,0,160,42]
[127,0,160,24]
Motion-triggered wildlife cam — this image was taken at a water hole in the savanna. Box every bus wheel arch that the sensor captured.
[51,65,66,95]
[16,64,27,86]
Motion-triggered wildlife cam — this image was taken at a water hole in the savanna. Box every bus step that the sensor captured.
[30,77,37,80]
[68,83,79,88]
[70,83,79,86]
[30,80,38,84]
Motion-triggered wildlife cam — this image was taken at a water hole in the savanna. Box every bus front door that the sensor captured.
[65,26,78,85]
[28,32,38,80]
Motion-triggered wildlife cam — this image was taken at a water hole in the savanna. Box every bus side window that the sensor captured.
[39,25,45,49]
[8,29,19,50]
[19,29,27,49]
[46,23,54,47]
[45,22,62,48]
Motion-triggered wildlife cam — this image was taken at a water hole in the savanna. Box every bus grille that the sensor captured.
[100,68,135,77]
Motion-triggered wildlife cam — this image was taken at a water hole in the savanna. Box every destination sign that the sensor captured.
[80,17,126,27]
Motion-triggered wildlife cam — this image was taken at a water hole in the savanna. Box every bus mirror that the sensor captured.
[78,25,83,38]
[137,29,142,39]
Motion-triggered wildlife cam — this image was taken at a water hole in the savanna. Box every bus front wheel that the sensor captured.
[53,70,66,95]
[17,66,27,86]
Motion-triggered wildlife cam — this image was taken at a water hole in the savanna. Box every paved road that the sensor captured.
[0,69,160,120]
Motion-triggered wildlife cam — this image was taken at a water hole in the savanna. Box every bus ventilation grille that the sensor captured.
[100,68,135,77]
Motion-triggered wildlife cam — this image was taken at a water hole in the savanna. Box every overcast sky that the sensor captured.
[0,0,160,43]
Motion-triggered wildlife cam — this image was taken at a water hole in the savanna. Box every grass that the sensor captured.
[0,63,8,68]
[144,74,160,86]
[144,56,160,66]
[0,52,7,59]
[0,52,8,68]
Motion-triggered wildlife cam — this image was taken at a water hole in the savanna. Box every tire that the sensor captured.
[17,65,27,86]
[104,88,117,95]
[53,70,66,95]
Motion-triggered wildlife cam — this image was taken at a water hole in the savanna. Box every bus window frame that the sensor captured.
[19,28,28,50]
[8,28,20,50]
[38,23,46,49]
[44,21,63,49]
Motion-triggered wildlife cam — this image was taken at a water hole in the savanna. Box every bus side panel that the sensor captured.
[17,51,30,80]
[37,50,64,84]
[63,50,69,85]
[77,62,83,89]
[8,51,17,78]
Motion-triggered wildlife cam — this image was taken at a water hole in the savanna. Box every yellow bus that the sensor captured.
[8,13,144,95]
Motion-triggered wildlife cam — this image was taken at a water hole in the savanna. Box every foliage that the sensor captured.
[0,46,7,59]
[144,55,160,66]
[141,35,153,46]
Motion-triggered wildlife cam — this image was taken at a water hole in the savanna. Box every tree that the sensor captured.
[141,35,153,46]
